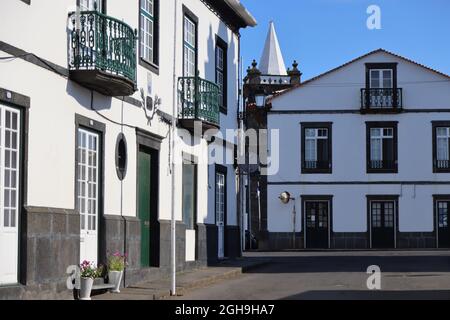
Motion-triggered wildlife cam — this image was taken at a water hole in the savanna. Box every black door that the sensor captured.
[305,201,329,248]
[437,201,450,248]
[371,201,395,248]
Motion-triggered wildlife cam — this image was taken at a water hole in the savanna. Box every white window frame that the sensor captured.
[436,127,450,161]
[370,127,393,162]
[370,69,393,89]
[77,129,99,234]
[305,128,328,163]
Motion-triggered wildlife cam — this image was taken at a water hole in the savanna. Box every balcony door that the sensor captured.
[77,128,100,264]
[0,105,21,285]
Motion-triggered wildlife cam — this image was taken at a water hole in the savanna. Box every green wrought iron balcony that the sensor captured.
[178,76,220,133]
[68,10,137,96]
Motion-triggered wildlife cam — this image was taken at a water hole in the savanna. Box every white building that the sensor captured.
[266,49,450,250]
[0,0,255,299]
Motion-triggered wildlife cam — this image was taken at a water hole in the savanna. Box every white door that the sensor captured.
[77,129,99,264]
[0,106,20,285]
[216,172,225,259]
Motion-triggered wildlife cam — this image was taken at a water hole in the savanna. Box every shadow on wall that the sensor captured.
[66,81,112,111]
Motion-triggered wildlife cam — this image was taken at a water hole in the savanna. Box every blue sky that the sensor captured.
[240,0,450,80]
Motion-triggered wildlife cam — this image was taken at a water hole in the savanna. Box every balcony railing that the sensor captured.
[178,76,220,131]
[303,161,330,170]
[436,160,450,170]
[369,160,397,170]
[68,10,137,96]
[361,88,403,111]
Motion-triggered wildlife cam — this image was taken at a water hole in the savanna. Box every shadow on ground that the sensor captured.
[243,254,450,274]
[282,290,450,300]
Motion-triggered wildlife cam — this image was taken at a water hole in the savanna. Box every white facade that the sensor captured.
[267,50,450,249]
[0,0,255,294]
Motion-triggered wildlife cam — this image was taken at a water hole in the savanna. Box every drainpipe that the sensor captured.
[170,0,179,296]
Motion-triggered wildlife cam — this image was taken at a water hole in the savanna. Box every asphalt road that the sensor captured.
[170,251,450,300]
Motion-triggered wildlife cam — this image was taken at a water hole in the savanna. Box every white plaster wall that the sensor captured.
[267,184,444,233]
[268,112,450,183]
[0,0,241,227]
[266,50,450,234]
[272,51,450,110]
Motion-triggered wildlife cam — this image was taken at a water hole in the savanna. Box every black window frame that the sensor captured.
[215,36,228,114]
[139,0,160,75]
[182,5,198,78]
[301,122,333,174]
[432,121,450,173]
[366,121,398,174]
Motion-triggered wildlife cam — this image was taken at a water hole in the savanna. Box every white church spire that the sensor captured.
[259,21,287,76]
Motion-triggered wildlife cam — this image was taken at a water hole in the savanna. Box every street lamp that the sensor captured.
[254,91,267,108]
[279,191,297,249]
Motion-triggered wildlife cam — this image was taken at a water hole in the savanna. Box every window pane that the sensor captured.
[305,139,316,162]
[370,70,380,88]
[437,137,448,161]
[370,138,382,161]
[382,70,392,88]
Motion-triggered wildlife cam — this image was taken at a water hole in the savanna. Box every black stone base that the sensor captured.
[263,231,439,250]
[397,232,436,249]
[266,232,304,250]
[0,207,80,299]
[225,226,242,258]
[332,232,368,249]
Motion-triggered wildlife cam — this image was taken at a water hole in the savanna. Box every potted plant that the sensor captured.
[107,251,127,293]
[79,260,97,300]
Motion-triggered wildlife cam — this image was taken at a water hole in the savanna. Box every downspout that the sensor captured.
[237,32,245,255]
[170,0,179,296]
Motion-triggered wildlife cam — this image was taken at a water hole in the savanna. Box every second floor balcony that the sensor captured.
[361,88,403,113]
[68,10,137,96]
[178,76,220,134]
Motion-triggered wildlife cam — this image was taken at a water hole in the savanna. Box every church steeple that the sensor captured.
[259,21,287,76]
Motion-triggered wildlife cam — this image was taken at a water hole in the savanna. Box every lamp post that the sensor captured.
[279,191,297,249]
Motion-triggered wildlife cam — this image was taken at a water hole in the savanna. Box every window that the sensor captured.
[433,121,450,172]
[216,37,228,113]
[79,0,102,11]
[183,13,197,77]
[370,69,393,89]
[363,63,400,110]
[301,123,332,174]
[366,122,398,173]
[140,0,159,72]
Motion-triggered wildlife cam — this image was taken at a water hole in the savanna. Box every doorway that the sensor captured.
[368,196,397,249]
[303,197,331,249]
[215,165,227,259]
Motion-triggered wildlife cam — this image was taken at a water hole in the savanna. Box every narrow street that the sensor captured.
[169,251,450,300]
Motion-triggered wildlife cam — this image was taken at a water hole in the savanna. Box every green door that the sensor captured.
[138,148,151,267]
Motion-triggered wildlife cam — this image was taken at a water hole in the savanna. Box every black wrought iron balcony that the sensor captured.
[436,160,450,170]
[68,10,137,96]
[302,160,332,173]
[368,160,397,171]
[178,76,220,133]
[361,88,403,113]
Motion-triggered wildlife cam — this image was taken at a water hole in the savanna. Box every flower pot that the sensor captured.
[108,270,123,293]
[79,277,94,300]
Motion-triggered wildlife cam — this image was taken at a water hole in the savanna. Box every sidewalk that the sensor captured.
[92,257,271,300]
